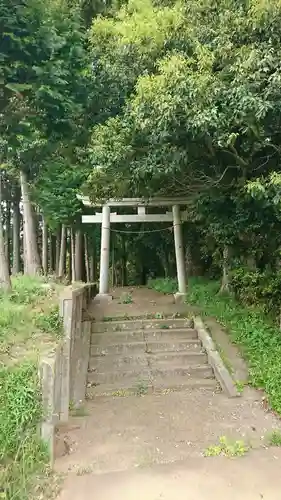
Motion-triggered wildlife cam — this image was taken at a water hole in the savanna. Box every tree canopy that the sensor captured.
[1,0,281,297]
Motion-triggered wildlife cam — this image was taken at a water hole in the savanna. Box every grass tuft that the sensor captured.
[204,436,249,458]
[268,429,281,447]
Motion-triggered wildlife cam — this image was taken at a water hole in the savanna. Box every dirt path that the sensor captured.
[58,450,281,499]
[56,287,281,499]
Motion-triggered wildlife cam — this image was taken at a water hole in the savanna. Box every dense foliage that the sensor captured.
[2,0,281,292]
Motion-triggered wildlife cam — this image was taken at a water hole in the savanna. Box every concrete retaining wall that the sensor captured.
[40,283,97,463]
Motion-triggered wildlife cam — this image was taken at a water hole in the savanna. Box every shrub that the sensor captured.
[231,267,281,318]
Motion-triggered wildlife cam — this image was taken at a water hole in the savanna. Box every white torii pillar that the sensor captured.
[96,205,112,301]
[173,204,187,302]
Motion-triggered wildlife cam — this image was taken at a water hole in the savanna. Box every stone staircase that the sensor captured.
[87,316,218,397]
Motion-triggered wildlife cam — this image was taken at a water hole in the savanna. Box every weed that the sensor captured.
[154,312,164,319]
[70,405,89,417]
[119,293,133,304]
[103,316,113,322]
[134,380,149,396]
[204,436,249,458]
[111,389,130,397]
[235,380,246,394]
[268,429,281,446]
[160,324,170,329]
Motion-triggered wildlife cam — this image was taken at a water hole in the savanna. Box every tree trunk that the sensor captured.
[75,229,83,281]
[66,228,71,283]
[5,199,11,272]
[185,244,192,278]
[12,198,21,274]
[42,217,48,275]
[160,250,169,278]
[58,224,66,278]
[71,227,76,282]
[89,239,97,282]
[20,170,41,275]
[55,225,61,276]
[121,236,127,286]
[49,232,54,273]
[219,245,231,294]
[0,171,11,291]
[84,233,90,282]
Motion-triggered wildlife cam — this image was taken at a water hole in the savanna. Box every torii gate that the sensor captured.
[78,197,188,302]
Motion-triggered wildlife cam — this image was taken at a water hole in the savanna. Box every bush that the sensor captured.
[231,267,281,318]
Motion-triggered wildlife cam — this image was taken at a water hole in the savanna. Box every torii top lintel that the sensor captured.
[78,196,188,207]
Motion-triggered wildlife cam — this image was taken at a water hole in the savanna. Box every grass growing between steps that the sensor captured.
[148,277,281,416]
[0,275,64,499]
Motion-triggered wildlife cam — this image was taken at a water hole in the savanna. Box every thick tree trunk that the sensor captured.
[42,217,48,275]
[219,245,231,294]
[20,170,41,275]
[58,224,66,278]
[0,171,11,291]
[12,198,21,274]
[75,229,83,281]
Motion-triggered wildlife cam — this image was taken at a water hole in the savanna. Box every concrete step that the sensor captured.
[150,365,213,380]
[90,339,202,356]
[149,351,207,365]
[88,364,214,385]
[86,377,218,398]
[91,328,198,345]
[89,351,207,371]
[89,354,149,370]
[92,318,194,333]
